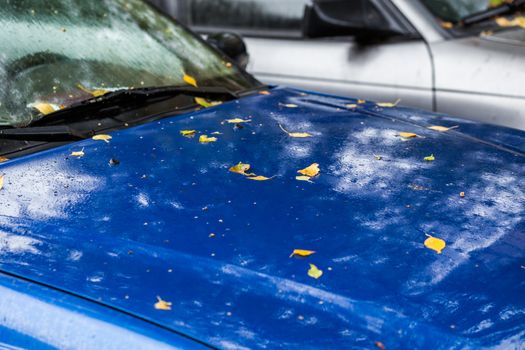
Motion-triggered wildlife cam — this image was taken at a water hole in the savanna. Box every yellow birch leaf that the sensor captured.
[92,134,112,143]
[154,296,172,310]
[194,97,221,108]
[278,124,312,138]
[423,154,435,161]
[229,162,253,176]
[296,175,314,183]
[183,73,198,87]
[282,103,298,108]
[297,163,320,177]
[289,249,316,258]
[441,21,454,29]
[211,131,222,135]
[0,175,4,190]
[258,90,271,95]
[377,99,401,108]
[77,83,111,97]
[307,264,323,279]
[199,135,217,143]
[424,234,446,254]
[180,130,196,137]
[427,125,458,132]
[246,175,273,181]
[225,118,251,123]
[30,102,62,115]
[398,132,418,138]
[345,103,358,109]
[357,99,366,104]
[71,149,85,157]
[0,157,8,163]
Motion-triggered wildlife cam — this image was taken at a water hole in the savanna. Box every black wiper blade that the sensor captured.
[0,125,88,141]
[30,85,238,127]
[462,0,525,26]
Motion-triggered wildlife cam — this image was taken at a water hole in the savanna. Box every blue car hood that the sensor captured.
[0,87,524,349]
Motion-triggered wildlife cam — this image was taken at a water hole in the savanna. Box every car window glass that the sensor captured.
[181,0,312,34]
[0,0,257,127]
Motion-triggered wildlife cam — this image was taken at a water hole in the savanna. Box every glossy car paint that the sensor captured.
[0,87,524,348]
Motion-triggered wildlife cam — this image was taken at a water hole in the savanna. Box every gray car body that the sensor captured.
[154,0,525,130]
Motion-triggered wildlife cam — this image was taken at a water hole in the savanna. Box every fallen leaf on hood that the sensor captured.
[229,162,254,176]
[199,135,217,143]
[71,148,85,157]
[377,99,401,108]
[308,264,323,279]
[374,341,386,350]
[424,234,446,254]
[183,73,198,87]
[154,296,172,310]
[0,175,4,190]
[345,103,358,109]
[225,118,251,124]
[423,154,435,161]
[180,130,196,137]
[398,132,418,139]
[460,191,465,198]
[29,102,62,115]
[0,156,9,163]
[195,97,222,108]
[258,90,271,95]
[92,134,112,143]
[211,131,222,135]
[246,175,273,181]
[290,249,316,258]
[296,175,314,183]
[357,99,366,104]
[282,103,298,108]
[298,163,320,178]
[428,125,458,132]
[278,124,312,138]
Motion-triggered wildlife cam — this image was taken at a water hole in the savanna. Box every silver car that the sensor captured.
[152,0,525,130]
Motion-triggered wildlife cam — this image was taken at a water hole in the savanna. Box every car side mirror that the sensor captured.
[206,32,249,70]
[303,0,410,41]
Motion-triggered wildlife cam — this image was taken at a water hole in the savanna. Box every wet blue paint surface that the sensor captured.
[0,87,523,349]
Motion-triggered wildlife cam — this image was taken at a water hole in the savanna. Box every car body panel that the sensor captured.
[0,273,208,349]
[0,88,524,349]
[246,37,433,110]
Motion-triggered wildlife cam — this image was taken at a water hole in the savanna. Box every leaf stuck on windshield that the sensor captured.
[183,74,198,87]
[29,102,63,115]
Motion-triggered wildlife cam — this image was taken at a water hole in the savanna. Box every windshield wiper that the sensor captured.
[0,125,88,141]
[29,85,238,127]
[462,0,525,26]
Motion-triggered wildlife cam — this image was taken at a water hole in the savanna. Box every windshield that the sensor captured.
[420,0,510,22]
[0,0,258,127]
